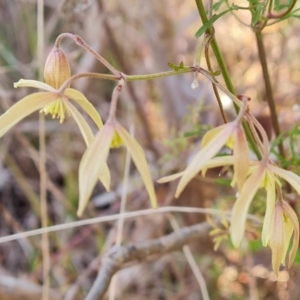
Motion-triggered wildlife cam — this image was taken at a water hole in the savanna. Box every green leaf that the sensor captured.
[231,4,239,10]
[215,178,232,186]
[274,0,293,11]
[213,0,226,11]
[251,3,265,25]
[195,12,226,39]
[195,8,234,39]
[212,70,222,76]
[293,248,300,265]
[249,239,263,253]
[168,62,186,71]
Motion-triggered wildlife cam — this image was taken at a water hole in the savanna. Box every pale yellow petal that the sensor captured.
[203,155,235,169]
[233,126,249,191]
[115,122,157,208]
[269,166,300,196]
[78,124,114,217]
[261,173,276,246]
[157,172,184,183]
[201,124,227,149]
[14,79,56,92]
[176,125,234,198]
[158,156,235,184]
[282,201,299,268]
[202,155,234,177]
[64,88,103,129]
[67,102,93,146]
[282,219,293,266]
[270,204,284,276]
[67,102,110,191]
[0,92,56,137]
[230,165,266,247]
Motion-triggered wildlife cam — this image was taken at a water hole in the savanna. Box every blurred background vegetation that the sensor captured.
[0,0,300,299]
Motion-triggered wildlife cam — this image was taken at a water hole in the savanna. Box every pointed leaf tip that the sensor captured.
[78,124,114,216]
[115,122,157,208]
[230,165,265,247]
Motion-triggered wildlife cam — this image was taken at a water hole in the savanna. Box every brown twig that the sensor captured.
[84,221,212,300]
[255,31,285,159]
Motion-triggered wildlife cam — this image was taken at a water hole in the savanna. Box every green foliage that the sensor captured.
[168,61,186,71]
[249,239,263,253]
[213,0,226,11]
[195,4,239,38]
[274,0,294,11]
[251,2,266,26]
[271,125,300,172]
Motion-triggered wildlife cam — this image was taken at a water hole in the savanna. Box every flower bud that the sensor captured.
[44,47,71,89]
[110,132,123,148]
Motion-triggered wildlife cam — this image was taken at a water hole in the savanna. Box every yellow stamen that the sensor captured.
[40,98,70,123]
[110,132,123,148]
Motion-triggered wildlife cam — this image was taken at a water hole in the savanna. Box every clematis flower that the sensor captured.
[78,117,157,217]
[0,46,110,190]
[264,201,299,276]
[229,111,300,251]
[230,162,300,248]
[157,101,249,197]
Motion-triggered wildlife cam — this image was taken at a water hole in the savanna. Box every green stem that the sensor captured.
[194,0,261,159]
[58,69,195,93]
[204,33,228,123]
[126,68,193,81]
[255,31,285,159]
[267,0,296,19]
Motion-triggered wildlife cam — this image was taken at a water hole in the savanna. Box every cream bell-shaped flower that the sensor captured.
[0,47,110,190]
[230,110,297,249]
[265,201,299,276]
[78,117,157,217]
[158,116,249,197]
[230,162,300,248]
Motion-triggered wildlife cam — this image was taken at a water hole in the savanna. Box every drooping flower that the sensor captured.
[0,46,110,190]
[230,162,300,248]
[78,117,157,217]
[230,114,300,247]
[158,115,249,197]
[264,201,299,276]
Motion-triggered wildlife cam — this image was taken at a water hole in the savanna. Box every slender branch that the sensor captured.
[55,33,120,76]
[84,222,212,300]
[267,0,296,19]
[0,206,261,244]
[204,32,228,123]
[58,69,193,93]
[125,68,193,81]
[108,125,132,300]
[58,72,120,93]
[37,1,50,299]
[168,215,210,300]
[108,79,125,119]
[194,0,262,159]
[255,31,286,159]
